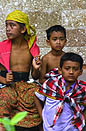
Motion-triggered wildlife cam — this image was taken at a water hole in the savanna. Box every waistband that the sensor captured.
[0,71,29,82]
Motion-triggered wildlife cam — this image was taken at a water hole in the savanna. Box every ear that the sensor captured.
[65,38,67,42]
[64,38,67,46]
[21,26,27,34]
[58,67,62,74]
[79,69,83,76]
[46,40,50,46]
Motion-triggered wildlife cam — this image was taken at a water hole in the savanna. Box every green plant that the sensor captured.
[0,111,28,131]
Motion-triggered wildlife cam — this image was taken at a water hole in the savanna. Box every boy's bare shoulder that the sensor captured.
[42,51,52,61]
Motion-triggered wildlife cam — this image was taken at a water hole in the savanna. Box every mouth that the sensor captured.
[68,76,74,79]
[6,33,12,37]
[56,46,61,48]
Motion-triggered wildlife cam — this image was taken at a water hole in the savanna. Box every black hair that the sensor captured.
[60,52,83,70]
[17,22,27,35]
[46,25,66,40]
[17,22,25,28]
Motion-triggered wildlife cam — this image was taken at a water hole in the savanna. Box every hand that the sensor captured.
[32,55,41,70]
[5,71,13,84]
[71,118,77,129]
[84,110,86,120]
[0,126,5,131]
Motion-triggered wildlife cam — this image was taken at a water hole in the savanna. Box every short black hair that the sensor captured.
[60,52,83,70]
[46,25,66,40]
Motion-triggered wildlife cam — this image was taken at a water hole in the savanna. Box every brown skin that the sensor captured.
[0,20,39,84]
[0,126,5,131]
[34,95,43,119]
[59,61,82,90]
[39,31,67,84]
[32,55,41,80]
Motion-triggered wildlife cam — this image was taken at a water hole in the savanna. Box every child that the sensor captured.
[0,9,40,84]
[37,25,67,84]
[34,52,86,131]
[0,10,42,131]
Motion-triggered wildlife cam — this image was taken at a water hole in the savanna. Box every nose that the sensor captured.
[6,25,11,32]
[69,68,73,74]
[56,39,60,44]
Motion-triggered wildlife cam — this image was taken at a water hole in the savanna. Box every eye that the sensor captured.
[59,37,65,41]
[5,22,16,29]
[10,23,16,28]
[73,67,79,71]
[53,37,57,41]
[65,67,70,70]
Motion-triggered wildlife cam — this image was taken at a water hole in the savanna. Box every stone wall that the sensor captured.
[0,0,86,64]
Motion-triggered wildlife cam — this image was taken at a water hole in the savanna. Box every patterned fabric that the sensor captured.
[45,68,58,78]
[0,82,42,128]
[37,69,86,131]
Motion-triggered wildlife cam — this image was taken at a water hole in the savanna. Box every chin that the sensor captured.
[66,79,75,83]
[7,36,12,39]
[7,37,14,40]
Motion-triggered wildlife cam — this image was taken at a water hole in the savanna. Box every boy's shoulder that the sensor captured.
[42,51,52,61]
[42,51,65,59]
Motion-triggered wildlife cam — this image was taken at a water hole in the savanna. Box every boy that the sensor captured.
[0,10,42,131]
[0,10,40,84]
[38,25,67,84]
[34,52,86,131]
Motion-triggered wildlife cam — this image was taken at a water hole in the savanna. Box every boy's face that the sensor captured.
[60,60,82,84]
[46,31,66,51]
[6,20,25,39]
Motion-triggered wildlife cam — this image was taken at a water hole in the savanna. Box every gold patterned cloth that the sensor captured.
[0,82,42,128]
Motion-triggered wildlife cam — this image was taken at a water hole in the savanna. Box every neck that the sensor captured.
[11,36,27,47]
[65,80,76,90]
[51,50,64,56]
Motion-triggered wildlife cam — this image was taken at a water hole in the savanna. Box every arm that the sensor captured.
[31,67,40,80]
[39,56,48,84]
[0,125,5,131]
[84,110,86,120]
[0,75,6,84]
[34,95,43,119]
[0,71,13,84]
[83,106,86,120]
[31,55,41,80]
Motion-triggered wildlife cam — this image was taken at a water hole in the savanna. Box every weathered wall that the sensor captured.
[0,0,86,64]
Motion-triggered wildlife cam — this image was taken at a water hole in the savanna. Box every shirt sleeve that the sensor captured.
[35,92,46,102]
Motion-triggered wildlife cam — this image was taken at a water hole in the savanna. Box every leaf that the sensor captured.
[0,118,15,131]
[10,112,28,125]
[0,118,2,123]
[4,124,15,131]
[1,117,10,125]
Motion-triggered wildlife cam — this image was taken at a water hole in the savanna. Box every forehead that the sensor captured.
[6,20,18,24]
[63,61,80,67]
[50,31,65,37]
